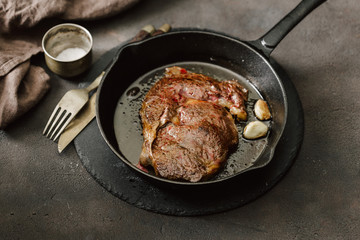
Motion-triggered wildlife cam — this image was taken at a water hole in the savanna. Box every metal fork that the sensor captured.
[43,71,105,141]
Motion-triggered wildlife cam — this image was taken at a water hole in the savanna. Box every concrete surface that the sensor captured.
[1,0,360,239]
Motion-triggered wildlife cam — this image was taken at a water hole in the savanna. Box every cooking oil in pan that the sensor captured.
[113,61,271,180]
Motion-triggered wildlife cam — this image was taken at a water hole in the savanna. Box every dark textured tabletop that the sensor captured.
[1,0,359,239]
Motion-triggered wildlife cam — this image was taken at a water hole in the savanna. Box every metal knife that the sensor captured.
[57,90,97,153]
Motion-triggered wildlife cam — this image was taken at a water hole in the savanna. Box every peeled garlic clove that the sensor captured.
[243,121,268,139]
[230,106,247,121]
[254,99,271,120]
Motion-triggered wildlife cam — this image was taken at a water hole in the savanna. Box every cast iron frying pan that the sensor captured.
[96,0,326,186]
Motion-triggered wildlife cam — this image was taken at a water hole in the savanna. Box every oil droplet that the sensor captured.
[126,87,140,97]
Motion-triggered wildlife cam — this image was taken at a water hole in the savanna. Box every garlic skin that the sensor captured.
[254,99,271,121]
[243,121,268,139]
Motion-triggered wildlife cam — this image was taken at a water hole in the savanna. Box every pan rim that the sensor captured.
[96,29,289,186]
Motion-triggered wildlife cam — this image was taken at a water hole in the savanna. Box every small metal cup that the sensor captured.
[42,23,93,78]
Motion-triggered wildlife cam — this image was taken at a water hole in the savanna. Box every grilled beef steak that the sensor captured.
[139,66,248,182]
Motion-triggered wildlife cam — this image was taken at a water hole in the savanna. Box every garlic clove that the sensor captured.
[254,99,271,120]
[230,106,247,121]
[243,121,268,139]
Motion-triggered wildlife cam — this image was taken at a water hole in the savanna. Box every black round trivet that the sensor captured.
[74,47,304,216]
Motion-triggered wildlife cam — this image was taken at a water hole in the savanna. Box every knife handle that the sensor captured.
[131,24,155,42]
[151,24,171,36]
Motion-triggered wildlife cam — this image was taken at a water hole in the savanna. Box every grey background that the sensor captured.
[1,0,359,239]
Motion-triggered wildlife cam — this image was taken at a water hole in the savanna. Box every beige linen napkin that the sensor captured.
[0,0,139,129]
[0,0,139,32]
[0,37,50,129]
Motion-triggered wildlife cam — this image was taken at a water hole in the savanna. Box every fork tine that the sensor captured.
[48,110,68,139]
[50,111,75,141]
[43,106,61,135]
[45,108,67,138]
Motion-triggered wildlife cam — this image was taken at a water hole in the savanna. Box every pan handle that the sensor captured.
[249,0,326,57]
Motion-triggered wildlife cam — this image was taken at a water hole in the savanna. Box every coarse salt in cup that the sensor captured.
[42,23,93,78]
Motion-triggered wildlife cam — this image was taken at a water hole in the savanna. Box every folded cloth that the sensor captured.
[0,0,140,32]
[0,0,139,129]
[0,37,43,77]
[0,61,50,129]
[0,37,49,129]
[63,0,140,20]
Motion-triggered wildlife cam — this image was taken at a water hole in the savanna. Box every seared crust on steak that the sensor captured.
[139,66,248,182]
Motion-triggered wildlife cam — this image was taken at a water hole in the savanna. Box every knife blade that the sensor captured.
[58,91,97,153]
